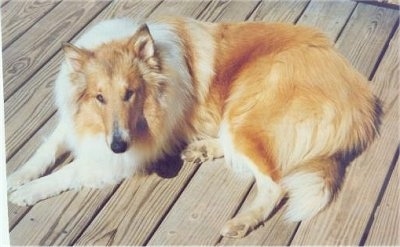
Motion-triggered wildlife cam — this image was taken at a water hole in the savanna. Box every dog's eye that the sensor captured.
[124,89,135,101]
[96,94,106,104]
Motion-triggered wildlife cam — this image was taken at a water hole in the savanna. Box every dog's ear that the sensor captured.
[63,43,92,72]
[130,24,155,60]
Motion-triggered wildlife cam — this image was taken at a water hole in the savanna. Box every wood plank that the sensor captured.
[147,2,311,245]
[364,30,399,246]
[2,0,111,100]
[147,161,253,245]
[197,0,260,21]
[74,161,201,246]
[335,3,399,76]
[1,0,60,49]
[10,186,117,245]
[5,54,61,159]
[94,0,162,19]
[247,0,310,23]
[221,1,359,245]
[296,0,356,41]
[365,159,399,245]
[7,115,58,228]
[1,0,9,7]
[150,0,212,18]
[4,0,162,160]
[8,1,211,245]
[290,20,399,245]
[369,29,399,110]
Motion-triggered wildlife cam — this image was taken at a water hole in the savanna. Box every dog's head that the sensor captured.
[63,24,168,154]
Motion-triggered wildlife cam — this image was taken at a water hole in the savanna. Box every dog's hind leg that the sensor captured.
[7,122,68,192]
[219,122,284,238]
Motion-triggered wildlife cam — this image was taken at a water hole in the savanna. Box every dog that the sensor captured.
[7,17,380,238]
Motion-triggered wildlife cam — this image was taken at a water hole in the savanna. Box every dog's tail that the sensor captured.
[281,157,345,221]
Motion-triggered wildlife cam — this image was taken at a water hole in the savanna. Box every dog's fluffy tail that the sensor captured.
[281,157,344,221]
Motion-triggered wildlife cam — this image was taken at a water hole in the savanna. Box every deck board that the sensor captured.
[295,0,356,41]
[3,0,399,245]
[196,0,260,22]
[148,160,253,245]
[1,0,60,49]
[7,116,58,229]
[2,0,111,100]
[150,0,212,18]
[335,3,399,76]
[364,29,399,245]
[248,0,309,23]
[4,55,60,159]
[365,158,399,245]
[74,160,200,246]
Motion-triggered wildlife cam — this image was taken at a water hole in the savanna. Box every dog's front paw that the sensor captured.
[181,144,208,165]
[8,182,47,206]
[181,139,224,165]
[7,169,35,193]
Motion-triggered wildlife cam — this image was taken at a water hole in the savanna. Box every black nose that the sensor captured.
[111,139,128,153]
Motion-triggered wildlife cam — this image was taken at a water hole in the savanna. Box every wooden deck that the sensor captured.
[3,0,399,245]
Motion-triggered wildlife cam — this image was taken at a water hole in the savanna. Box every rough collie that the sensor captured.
[8,17,380,238]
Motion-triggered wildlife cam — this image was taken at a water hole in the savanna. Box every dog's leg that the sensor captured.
[181,138,224,165]
[219,122,283,238]
[7,156,122,207]
[8,160,82,206]
[221,170,283,238]
[7,122,68,192]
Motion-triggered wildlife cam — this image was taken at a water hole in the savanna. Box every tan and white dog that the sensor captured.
[7,17,380,238]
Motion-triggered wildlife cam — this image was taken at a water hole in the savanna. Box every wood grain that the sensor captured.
[296,0,356,41]
[247,0,310,23]
[147,160,254,245]
[4,53,61,159]
[364,29,399,246]
[74,161,201,245]
[7,115,58,229]
[290,12,399,245]
[94,0,162,20]
[1,0,60,49]
[1,0,9,7]
[150,0,212,18]
[197,0,259,21]
[335,3,398,76]
[9,186,117,245]
[2,1,111,100]
[365,159,399,245]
